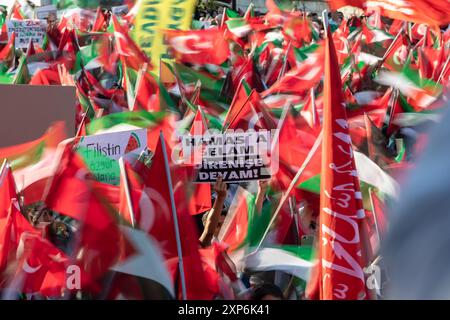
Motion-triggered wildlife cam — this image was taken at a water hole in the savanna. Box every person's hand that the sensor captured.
[213,176,227,200]
[258,180,269,194]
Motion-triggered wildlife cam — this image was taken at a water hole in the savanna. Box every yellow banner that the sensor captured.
[134,0,197,71]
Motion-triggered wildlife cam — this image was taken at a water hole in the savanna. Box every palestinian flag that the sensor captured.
[86,111,166,135]
[0,122,66,171]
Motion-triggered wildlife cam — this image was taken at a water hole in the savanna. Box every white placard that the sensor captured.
[35,5,57,20]
[6,19,47,48]
[77,128,147,185]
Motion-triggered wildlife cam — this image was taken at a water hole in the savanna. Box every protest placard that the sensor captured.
[77,129,147,185]
[111,5,129,16]
[6,19,47,48]
[181,130,273,183]
[29,0,52,6]
[134,0,197,70]
[35,5,57,20]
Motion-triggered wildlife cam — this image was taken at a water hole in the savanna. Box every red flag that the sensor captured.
[227,90,277,131]
[389,20,404,35]
[92,7,107,32]
[0,199,38,276]
[328,0,450,25]
[111,15,152,71]
[312,30,367,300]
[301,89,321,131]
[11,3,25,20]
[0,163,17,219]
[333,27,350,65]
[222,78,252,129]
[30,68,61,85]
[130,64,161,112]
[219,187,251,252]
[382,32,409,71]
[187,107,212,215]
[283,16,312,46]
[262,45,324,97]
[44,148,127,286]
[8,229,94,296]
[139,136,218,299]
[165,28,230,65]
[0,33,15,62]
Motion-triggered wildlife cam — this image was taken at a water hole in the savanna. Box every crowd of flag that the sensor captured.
[0,0,449,300]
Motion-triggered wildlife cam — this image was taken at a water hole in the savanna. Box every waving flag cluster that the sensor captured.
[0,0,448,300]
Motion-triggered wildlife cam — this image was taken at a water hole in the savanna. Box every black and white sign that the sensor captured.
[182,131,272,183]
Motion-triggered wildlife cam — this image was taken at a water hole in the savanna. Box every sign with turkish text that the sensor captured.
[77,129,147,185]
[134,0,197,70]
[7,19,47,48]
[181,130,272,183]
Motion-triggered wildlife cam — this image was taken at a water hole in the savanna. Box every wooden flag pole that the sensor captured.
[160,131,187,300]
[322,9,328,37]
[118,157,136,228]
[251,130,323,253]
[0,159,7,186]
[435,55,450,88]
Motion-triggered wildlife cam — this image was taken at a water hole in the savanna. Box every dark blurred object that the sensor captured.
[383,101,450,299]
[250,283,284,300]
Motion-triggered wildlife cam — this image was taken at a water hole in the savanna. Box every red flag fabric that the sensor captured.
[313,30,367,300]
[328,0,450,25]
[44,148,127,287]
[111,15,152,71]
[92,7,107,32]
[227,90,277,131]
[301,90,321,131]
[219,187,251,252]
[222,79,252,129]
[187,107,212,215]
[0,199,38,276]
[139,136,218,299]
[0,163,17,219]
[165,28,230,65]
[133,69,161,112]
[262,46,324,97]
[0,33,15,62]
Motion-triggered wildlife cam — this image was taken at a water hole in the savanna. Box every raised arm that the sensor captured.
[255,180,269,216]
[199,176,228,248]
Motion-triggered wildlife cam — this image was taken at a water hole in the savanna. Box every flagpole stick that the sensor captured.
[368,188,382,253]
[310,88,317,127]
[435,55,450,88]
[118,157,136,228]
[40,137,77,203]
[251,130,323,253]
[422,26,428,49]
[75,111,88,137]
[160,131,187,300]
[131,62,148,111]
[277,42,291,82]
[0,159,7,185]
[376,29,404,71]
[270,98,291,154]
[321,10,328,37]
[407,22,413,43]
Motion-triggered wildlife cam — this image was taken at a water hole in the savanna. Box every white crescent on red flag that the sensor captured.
[165,28,230,66]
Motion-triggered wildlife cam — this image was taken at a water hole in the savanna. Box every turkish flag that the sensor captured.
[165,28,230,65]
